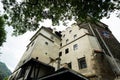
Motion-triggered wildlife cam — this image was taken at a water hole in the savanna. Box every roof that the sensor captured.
[30,26,61,41]
[13,58,55,73]
[39,68,89,80]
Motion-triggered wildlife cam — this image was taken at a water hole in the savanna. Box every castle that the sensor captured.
[9,21,120,80]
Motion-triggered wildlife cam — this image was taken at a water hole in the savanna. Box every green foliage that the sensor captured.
[2,0,120,36]
[0,16,6,46]
[4,77,8,80]
[0,61,11,80]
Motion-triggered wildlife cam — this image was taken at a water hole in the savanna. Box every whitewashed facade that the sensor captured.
[9,22,120,80]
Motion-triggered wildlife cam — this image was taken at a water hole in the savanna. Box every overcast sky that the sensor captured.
[0,1,120,72]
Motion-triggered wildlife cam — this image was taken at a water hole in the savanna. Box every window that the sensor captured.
[66,39,69,44]
[65,48,69,54]
[63,34,65,37]
[74,34,77,39]
[51,36,54,40]
[45,53,48,55]
[60,43,62,47]
[73,44,78,50]
[78,57,87,69]
[69,30,72,33]
[36,57,39,59]
[59,52,62,56]
[45,42,48,45]
[67,62,72,69]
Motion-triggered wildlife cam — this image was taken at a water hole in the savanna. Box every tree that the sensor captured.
[0,16,6,46]
[4,77,8,80]
[1,0,120,36]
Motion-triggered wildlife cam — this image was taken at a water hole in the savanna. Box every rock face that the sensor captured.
[0,61,11,80]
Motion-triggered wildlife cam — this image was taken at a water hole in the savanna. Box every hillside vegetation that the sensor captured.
[0,61,11,80]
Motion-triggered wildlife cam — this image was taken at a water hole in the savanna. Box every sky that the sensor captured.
[0,1,120,72]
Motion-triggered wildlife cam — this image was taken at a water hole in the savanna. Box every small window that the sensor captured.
[74,34,77,39]
[69,30,72,33]
[45,53,48,55]
[73,44,78,50]
[63,34,65,37]
[67,62,72,69]
[65,48,69,54]
[51,36,54,40]
[59,52,62,56]
[36,57,39,59]
[66,39,69,44]
[45,42,48,45]
[60,43,62,47]
[78,57,87,69]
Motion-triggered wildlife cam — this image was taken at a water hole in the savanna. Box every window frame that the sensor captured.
[65,48,69,54]
[78,57,87,69]
[66,39,69,44]
[74,34,77,39]
[45,42,48,45]
[59,52,62,56]
[73,44,78,50]
[45,52,48,55]
[60,43,62,47]
[63,34,65,37]
[69,30,72,33]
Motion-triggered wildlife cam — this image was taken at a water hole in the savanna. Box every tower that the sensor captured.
[58,22,120,80]
[8,27,61,80]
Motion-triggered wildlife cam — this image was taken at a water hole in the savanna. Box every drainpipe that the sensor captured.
[88,23,96,36]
